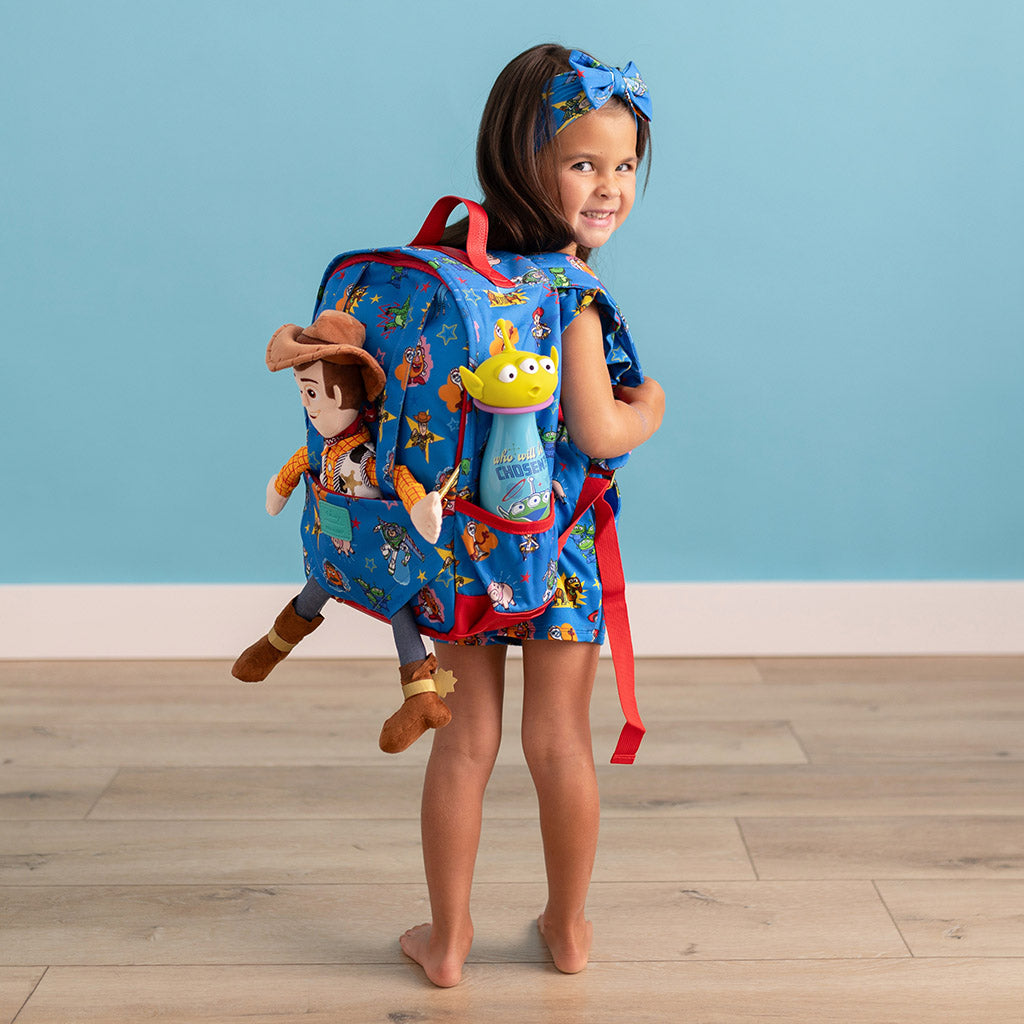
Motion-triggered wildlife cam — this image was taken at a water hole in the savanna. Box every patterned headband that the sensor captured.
[538,49,653,145]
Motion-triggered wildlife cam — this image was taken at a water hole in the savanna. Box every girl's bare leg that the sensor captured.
[400,643,506,987]
[520,638,601,974]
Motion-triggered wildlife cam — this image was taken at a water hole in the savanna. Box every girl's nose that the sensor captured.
[597,174,621,198]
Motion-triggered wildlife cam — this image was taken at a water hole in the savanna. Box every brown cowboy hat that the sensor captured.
[265,310,385,400]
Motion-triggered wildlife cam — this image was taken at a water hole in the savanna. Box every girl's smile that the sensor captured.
[556,102,638,254]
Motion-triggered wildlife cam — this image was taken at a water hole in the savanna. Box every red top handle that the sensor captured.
[410,195,514,287]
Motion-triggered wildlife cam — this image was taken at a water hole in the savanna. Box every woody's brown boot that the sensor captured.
[231,602,324,682]
[378,654,453,754]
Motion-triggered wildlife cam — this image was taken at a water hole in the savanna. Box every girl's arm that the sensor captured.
[559,304,665,460]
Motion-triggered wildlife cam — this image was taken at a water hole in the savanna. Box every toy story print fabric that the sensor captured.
[302,243,641,645]
[463,252,644,646]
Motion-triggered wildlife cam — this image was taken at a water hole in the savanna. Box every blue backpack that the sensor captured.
[301,196,645,762]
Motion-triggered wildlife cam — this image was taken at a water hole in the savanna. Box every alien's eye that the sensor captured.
[509,502,525,516]
[527,493,543,508]
[519,358,539,374]
[497,364,518,383]
[539,358,556,375]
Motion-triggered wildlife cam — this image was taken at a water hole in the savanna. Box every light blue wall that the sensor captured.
[2,1,1022,583]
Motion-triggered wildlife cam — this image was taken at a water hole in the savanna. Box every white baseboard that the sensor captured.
[1,581,1022,658]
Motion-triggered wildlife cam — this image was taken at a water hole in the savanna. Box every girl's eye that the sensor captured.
[497,364,518,383]
[519,358,539,374]
[539,358,555,374]
[572,161,594,172]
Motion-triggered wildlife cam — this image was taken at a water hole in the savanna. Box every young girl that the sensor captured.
[399,43,665,988]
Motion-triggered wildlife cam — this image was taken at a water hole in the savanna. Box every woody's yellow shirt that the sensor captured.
[274,422,426,511]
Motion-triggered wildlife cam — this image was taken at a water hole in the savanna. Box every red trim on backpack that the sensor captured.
[409,196,515,288]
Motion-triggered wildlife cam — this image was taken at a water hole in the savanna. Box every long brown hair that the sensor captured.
[441,43,651,263]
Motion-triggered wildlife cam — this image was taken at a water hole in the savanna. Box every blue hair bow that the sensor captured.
[541,50,653,142]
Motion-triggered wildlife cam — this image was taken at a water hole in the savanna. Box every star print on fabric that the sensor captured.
[418,570,427,583]
[369,294,381,304]
[365,558,377,572]
[436,324,459,346]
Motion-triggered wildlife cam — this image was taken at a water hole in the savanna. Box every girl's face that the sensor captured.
[555,102,638,255]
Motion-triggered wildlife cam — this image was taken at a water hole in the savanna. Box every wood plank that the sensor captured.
[741,816,1024,879]
[89,766,429,820]
[0,968,46,1024]
[597,762,1024,817]
[756,656,1024,684]
[0,818,753,886]
[633,678,1024,723]
[0,719,806,769]
[87,762,1024,822]
[0,659,396,688]
[15,960,1024,1024]
[9,670,1024,740]
[590,719,807,767]
[0,881,906,967]
[0,768,116,821]
[0,720,430,769]
[792,717,1024,762]
[14,958,1024,1024]
[0,657,765,687]
[876,880,1024,957]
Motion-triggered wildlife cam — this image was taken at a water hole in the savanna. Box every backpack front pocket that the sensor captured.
[448,497,560,636]
[302,478,449,620]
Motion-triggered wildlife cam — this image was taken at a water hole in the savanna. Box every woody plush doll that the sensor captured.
[232,310,453,753]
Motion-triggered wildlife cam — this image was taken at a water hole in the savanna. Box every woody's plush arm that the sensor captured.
[266,447,310,515]
[366,457,443,544]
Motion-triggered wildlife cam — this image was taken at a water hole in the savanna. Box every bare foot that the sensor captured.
[399,922,472,988]
[537,912,593,974]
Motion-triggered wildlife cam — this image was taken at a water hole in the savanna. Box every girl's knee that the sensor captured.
[432,711,503,769]
[521,722,594,773]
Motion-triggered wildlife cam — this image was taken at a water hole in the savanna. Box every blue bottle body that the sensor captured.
[479,411,552,522]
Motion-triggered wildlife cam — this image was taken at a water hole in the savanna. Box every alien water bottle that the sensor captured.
[460,320,560,523]
[479,410,552,522]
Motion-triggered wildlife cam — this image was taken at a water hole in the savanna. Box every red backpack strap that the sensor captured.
[409,195,515,287]
[562,472,645,764]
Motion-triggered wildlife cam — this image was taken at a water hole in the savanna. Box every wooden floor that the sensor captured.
[2,655,1023,1023]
